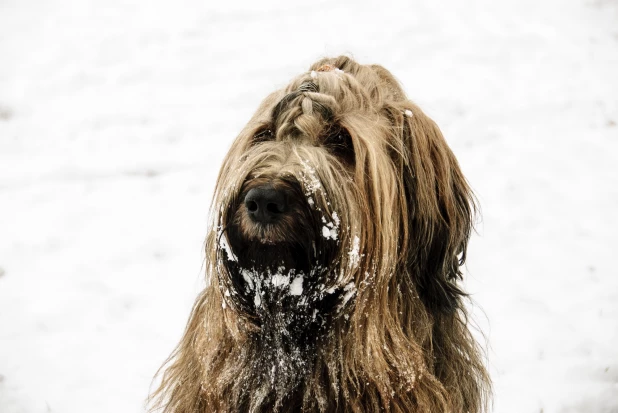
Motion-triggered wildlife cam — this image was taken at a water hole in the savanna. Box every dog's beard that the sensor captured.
[222,207,344,326]
[215,181,352,403]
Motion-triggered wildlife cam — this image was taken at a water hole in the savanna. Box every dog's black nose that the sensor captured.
[244,186,287,223]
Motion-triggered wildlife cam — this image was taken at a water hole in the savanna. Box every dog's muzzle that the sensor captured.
[224,177,318,271]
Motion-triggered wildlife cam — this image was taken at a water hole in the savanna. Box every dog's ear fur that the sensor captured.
[311,58,476,313]
[399,105,475,313]
[357,62,475,313]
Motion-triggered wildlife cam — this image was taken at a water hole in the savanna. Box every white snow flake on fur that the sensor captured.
[242,269,255,290]
[289,275,304,296]
[332,212,340,227]
[341,282,357,306]
[271,272,290,288]
[321,213,340,240]
[321,226,330,238]
[299,159,322,195]
[322,225,338,240]
[348,236,361,268]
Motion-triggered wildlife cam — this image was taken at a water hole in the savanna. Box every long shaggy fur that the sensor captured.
[149,56,491,412]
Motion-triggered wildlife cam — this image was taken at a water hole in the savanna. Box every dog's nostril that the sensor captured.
[247,200,258,212]
[267,202,283,214]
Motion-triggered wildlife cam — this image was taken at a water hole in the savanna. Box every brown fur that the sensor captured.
[149,56,491,412]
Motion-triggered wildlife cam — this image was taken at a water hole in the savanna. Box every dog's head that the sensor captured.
[150,56,488,413]
[208,56,475,327]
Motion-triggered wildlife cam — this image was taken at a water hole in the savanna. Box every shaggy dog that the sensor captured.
[150,56,490,413]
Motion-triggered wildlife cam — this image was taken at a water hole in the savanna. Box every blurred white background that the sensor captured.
[1,0,617,412]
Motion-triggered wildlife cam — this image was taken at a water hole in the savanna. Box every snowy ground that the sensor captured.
[1,0,617,412]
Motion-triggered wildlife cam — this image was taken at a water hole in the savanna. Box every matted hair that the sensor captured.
[149,56,490,413]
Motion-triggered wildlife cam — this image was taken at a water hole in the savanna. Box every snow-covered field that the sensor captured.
[1,0,617,412]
